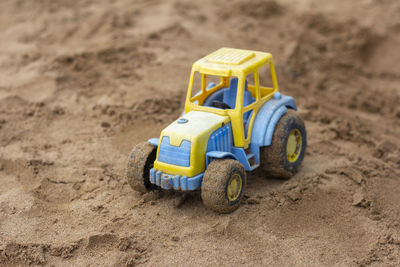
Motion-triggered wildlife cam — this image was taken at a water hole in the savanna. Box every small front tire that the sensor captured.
[126,142,157,193]
[201,159,246,214]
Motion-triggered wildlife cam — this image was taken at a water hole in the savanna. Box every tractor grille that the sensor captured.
[158,136,191,167]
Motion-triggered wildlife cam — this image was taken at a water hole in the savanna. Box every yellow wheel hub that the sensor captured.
[227,173,242,202]
[286,129,302,163]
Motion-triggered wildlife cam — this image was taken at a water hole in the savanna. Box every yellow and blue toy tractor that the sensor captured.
[126,48,306,213]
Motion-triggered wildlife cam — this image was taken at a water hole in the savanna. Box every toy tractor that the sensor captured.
[126,48,306,213]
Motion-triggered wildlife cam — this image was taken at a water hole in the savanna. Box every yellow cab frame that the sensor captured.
[184,48,280,149]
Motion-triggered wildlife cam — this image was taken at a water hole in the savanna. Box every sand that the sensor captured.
[0,0,399,266]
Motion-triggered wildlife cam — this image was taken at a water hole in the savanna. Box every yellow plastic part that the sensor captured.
[286,129,302,163]
[207,49,255,65]
[154,111,230,177]
[184,48,280,148]
[227,173,242,202]
[193,47,272,77]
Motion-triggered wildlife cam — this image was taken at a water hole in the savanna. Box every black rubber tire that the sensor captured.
[126,142,157,193]
[261,110,307,179]
[201,159,246,214]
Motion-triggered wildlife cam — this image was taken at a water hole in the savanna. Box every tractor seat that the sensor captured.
[223,78,254,110]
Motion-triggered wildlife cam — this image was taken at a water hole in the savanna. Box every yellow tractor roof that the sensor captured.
[192,48,272,77]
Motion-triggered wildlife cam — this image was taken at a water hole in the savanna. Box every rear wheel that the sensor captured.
[261,110,306,179]
[126,142,157,193]
[201,159,246,214]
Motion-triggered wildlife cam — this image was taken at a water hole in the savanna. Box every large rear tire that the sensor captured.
[126,142,157,193]
[261,110,306,179]
[201,159,246,214]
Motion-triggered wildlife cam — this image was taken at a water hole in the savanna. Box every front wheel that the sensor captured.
[126,142,157,193]
[261,110,307,179]
[201,159,246,214]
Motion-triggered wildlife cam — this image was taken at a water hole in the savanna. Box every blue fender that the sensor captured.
[264,105,287,145]
[205,151,238,166]
[206,149,256,171]
[250,93,297,157]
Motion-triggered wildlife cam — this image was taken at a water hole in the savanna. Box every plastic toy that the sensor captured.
[126,48,306,213]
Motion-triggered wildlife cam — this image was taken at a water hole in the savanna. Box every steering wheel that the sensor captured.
[211,100,231,110]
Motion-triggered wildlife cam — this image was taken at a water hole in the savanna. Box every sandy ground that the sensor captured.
[0,0,399,266]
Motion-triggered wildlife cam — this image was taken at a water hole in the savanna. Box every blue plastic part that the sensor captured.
[273,92,282,100]
[203,79,254,110]
[206,82,216,90]
[205,122,255,169]
[150,168,156,184]
[222,78,253,109]
[223,78,239,109]
[204,121,260,170]
[173,175,180,190]
[205,151,238,166]
[231,147,252,170]
[157,136,191,167]
[264,105,287,146]
[150,168,203,191]
[206,122,233,153]
[156,170,162,185]
[148,138,159,146]
[177,118,188,124]
[249,94,297,164]
[203,88,225,106]
[207,147,258,171]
